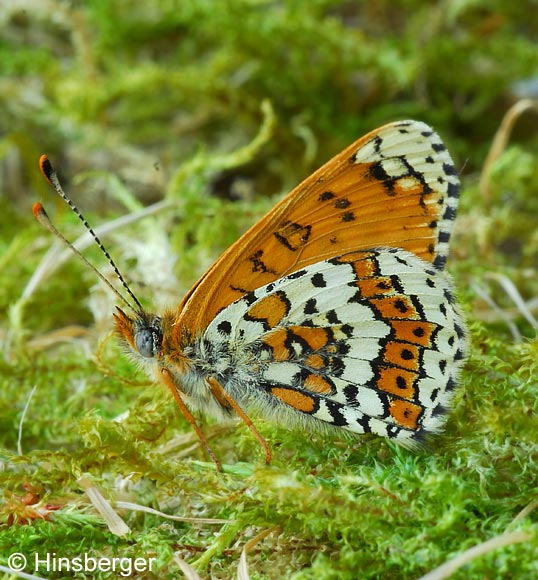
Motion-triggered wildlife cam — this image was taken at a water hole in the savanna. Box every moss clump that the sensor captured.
[1,2,538,578]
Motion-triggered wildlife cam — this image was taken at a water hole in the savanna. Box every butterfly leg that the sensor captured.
[206,376,272,465]
[160,368,223,472]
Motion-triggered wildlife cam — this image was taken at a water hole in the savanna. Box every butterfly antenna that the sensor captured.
[36,155,144,314]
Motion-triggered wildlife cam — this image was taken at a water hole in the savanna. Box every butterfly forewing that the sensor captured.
[177,121,460,334]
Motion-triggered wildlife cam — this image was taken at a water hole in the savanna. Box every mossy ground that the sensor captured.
[1,2,538,578]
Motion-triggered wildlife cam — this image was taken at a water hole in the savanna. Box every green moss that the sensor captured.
[1,1,538,578]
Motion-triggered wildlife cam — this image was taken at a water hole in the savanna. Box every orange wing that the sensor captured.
[176,120,460,334]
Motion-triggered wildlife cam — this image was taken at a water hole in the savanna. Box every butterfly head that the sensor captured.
[114,307,163,359]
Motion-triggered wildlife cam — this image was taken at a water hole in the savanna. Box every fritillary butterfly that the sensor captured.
[38,120,467,468]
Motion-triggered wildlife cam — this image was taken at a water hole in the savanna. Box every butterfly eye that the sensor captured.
[135,316,162,358]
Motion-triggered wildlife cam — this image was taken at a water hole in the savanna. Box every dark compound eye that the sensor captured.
[135,316,162,358]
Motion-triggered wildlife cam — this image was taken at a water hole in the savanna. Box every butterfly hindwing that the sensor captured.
[203,248,466,445]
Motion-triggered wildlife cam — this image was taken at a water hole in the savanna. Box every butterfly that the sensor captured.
[37,120,467,469]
